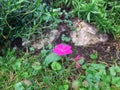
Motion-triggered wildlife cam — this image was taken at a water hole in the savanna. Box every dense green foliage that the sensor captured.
[58,0,120,34]
[1,49,120,90]
[0,0,60,47]
[0,0,120,90]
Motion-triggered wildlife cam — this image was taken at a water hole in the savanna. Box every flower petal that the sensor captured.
[52,44,72,56]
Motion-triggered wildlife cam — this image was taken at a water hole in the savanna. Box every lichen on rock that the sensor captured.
[70,18,108,46]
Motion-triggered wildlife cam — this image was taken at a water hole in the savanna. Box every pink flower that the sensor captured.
[75,55,81,68]
[53,44,72,56]
[75,55,81,62]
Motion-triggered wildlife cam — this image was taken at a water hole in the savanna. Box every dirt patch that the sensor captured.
[71,41,119,63]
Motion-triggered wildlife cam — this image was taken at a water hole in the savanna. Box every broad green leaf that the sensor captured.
[90,64,105,70]
[110,68,116,76]
[43,53,61,66]
[90,53,98,60]
[15,82,24,90]
[72,80,80,90]
[61,34,71,42]
[101,75,111,83]
[51,61,62,71]
[109,66,120,76]
[29,47,35,51]
[41,49,47,54]
[63,84,69,90]
[43,76,50,84]
[32,62,42,71]
[21,72,29,78]
[12,59,22,71]
[112,77,120,87]
[58,84,69,90]
[78,57,85,65]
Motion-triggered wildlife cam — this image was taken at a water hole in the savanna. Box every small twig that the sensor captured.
[98,61,109,66]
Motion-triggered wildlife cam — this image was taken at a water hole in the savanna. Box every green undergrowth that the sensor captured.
[0,49,120,90]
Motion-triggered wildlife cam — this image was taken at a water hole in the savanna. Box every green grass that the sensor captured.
[0,0,120,90]
[1,49,120,90]
[63,0,120,35]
